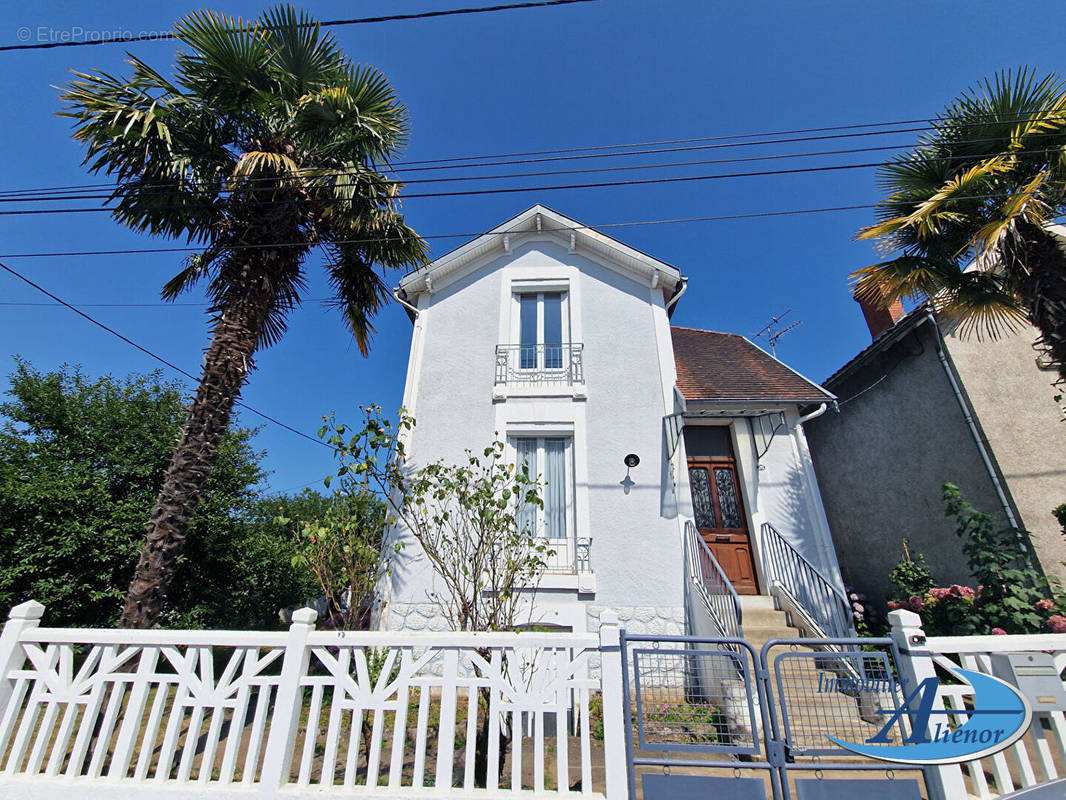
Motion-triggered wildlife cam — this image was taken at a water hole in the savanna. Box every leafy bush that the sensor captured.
[0,360,318,628]
[885,485,1063,635]
[888,539,934,602]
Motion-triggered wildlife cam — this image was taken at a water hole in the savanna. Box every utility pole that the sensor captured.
[753,309,802,357]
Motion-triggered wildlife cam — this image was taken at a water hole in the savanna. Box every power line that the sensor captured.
[0,137,983,204]
[5,110,1064,200]
[0,0,600,52]
[0,126,937,200]
[0,153,1034,216]
[0,260,335,451]
[0,193,1028,262]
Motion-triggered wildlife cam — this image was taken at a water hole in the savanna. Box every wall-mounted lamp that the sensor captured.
[620,453,639,494]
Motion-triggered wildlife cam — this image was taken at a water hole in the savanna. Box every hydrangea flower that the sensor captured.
[1047,615,1066,634]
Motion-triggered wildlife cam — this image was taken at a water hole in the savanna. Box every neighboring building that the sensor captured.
[806,295,1066,611]
[380,205,844,643]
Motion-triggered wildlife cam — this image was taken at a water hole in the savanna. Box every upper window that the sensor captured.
[517,291,569,371]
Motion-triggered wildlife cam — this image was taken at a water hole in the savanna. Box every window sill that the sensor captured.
[493,384,587,401]
[536,571,596,594]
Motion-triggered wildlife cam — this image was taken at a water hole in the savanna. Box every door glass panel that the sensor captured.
[688,467,718,529]
[519,294,537,369]
[543,292,563,369]
[714,467,742,529]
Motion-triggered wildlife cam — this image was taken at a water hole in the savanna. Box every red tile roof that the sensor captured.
[671,326,832,403]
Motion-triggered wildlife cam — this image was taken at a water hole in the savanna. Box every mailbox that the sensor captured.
[989,652,1066,712]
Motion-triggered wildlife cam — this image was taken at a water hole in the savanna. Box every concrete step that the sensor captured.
[737,595,776,611]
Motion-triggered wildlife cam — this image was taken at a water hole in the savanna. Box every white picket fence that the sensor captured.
[0,601,628,799]
[890,609,1066,800]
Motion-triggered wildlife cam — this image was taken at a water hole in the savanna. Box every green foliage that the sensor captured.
[1054,503,1066,536]
[886,485,1062,635]
[854,68,1066,381]
[888,540,935,602]
[58,5,428,354]
[281,489,390,629]
[0,360,317,628]
[941,482,1048,633]
[319,406,549,632]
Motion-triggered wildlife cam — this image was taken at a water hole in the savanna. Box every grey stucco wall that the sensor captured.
[805,321,1008,611]
[941,321,1066,588]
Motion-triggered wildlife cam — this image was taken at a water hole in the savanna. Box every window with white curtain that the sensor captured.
[515,291,568,370]
[514,436,573,541]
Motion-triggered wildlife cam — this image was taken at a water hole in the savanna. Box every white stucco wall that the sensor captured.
[383,237,686,634]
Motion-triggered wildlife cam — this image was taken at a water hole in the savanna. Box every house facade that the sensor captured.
[380,205,843,639]
[805,296,1066,611]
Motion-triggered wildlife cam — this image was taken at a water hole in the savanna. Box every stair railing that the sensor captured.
[683,521,743,640]
[759,521,854,639]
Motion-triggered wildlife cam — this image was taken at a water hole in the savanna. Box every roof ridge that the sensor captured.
[670,325,738,336]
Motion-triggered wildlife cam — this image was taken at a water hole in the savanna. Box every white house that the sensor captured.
[380,205,846,643]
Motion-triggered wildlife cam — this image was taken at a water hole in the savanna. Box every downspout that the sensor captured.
[665,276,689,311]
[796,402,827,426]
[392,287,419,318]
[925,313,1020,530]
[791,402,842,585]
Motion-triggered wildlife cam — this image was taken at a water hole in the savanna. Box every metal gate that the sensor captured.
[620,633,931,800]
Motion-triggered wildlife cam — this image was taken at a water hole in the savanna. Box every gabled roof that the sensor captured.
[819,306,930,389]
[398,204,684,297]
[671,326,834,404]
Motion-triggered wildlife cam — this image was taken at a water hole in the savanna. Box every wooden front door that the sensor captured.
[687,450,759,595]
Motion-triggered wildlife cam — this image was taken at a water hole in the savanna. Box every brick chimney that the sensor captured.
[854,288,904,340]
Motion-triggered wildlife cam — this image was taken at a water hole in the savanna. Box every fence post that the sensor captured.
[599,610,629,800]
[889,609,967,800]
[0,600,44,719]
[259,607,316,798]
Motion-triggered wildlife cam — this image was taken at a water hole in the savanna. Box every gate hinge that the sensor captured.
[766,740,793,767]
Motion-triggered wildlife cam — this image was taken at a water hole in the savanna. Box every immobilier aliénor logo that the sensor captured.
[826,669,1033,765]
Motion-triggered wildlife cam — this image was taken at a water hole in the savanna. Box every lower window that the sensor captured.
[513,436,575,571]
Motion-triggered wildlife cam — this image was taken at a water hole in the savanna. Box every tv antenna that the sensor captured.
[754,309,802,356]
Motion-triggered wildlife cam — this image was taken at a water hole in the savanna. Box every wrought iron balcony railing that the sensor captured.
[538,536,592,574]
[495,343,584,386]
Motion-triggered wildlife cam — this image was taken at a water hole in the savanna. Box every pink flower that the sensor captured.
[1047,615,1066,633]
[950,585,975,598]
[1036,599,1055,612]
[908,595,926,611]
[886,601,901,611]
[991,628,1007,635]
[928,588,950,601]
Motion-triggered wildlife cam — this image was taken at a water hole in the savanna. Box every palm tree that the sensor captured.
[60,7,428,628]
[854,68,1066,385]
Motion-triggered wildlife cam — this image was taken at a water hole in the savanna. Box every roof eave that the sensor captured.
[397,204,682,296]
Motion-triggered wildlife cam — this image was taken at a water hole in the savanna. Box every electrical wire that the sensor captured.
[0,193,1028,262]
[0,134,1021,204]
[9,110,1066,200]
[0,151,1042,216]
[0,0,600,52]
[0,260,336,451]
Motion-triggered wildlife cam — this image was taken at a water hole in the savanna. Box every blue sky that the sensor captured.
[0,0,1061,494]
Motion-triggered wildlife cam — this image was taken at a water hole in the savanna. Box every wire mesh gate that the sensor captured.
[620,633,931,800]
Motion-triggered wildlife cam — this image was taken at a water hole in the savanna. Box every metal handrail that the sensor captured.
[494,343,584,386]
[759,522,854,639]
[684,521,743,639]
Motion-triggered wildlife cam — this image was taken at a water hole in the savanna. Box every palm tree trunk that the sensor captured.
[119,276,274,629]
[1005,219,1066,386]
